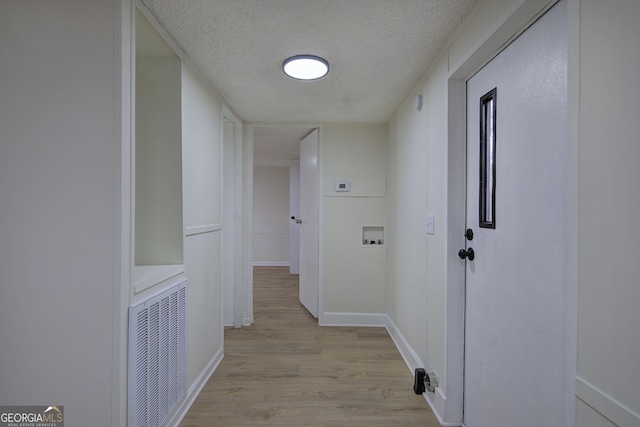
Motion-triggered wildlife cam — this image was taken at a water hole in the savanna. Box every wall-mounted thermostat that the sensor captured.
[334,180,351,192]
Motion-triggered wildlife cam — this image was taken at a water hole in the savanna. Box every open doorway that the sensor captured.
[252,126,319,318]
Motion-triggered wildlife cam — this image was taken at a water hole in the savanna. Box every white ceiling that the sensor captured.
[253,126,315,167]
[140,0,476,163]
[141,0,475,123]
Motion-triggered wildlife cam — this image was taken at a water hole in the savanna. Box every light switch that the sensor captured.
[426,213,435,235]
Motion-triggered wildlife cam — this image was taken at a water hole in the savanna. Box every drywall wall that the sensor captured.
[387,51,449,380]
[0,0,120,424]
[0,2,230,425]
[387,79,429,363]
[321,123,388,316]
[181,62,225,387]
[135,54,184,265]
[577,0,640,425]
[424,56,448,385]
[253,167,290,265]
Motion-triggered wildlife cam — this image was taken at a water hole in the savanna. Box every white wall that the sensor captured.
[387,80,429,362]
[0,2,232,425]
[387,50,452,417]
[253,167,290,265]
[577,0,640,425]
[181,63,224,389]
[321,124,388,317]
[135,54,183,265]
[0,0,121,424]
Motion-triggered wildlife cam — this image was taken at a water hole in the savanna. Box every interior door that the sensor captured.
[462,2,567,426]
[299,129,319,317]
[289,160,300,274]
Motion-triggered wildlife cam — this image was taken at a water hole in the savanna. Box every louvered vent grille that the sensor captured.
[128,281,187,427]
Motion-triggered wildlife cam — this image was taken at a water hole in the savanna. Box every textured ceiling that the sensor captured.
[141,0,475,124]
[253,126,315,167]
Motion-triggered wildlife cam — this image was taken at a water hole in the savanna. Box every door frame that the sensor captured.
[243,123,323,326]
[222,106,244,328]
[443,0,579,425]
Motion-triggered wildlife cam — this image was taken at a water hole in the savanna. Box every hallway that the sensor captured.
[180,266,439,426]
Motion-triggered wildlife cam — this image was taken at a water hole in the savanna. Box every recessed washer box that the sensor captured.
[334,180,351,192]
[363,226,384,245]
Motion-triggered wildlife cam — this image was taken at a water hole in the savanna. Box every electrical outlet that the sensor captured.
[426,213,435,235]
[425,370,439,392]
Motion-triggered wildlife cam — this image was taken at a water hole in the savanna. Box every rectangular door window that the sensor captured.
[479,88,497,228]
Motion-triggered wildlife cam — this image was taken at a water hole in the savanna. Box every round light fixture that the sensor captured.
[283,55,329,80]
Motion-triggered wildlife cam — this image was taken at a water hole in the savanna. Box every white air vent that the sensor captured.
[128,281,187,427]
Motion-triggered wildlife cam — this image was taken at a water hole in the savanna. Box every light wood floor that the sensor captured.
[180,266,440,426]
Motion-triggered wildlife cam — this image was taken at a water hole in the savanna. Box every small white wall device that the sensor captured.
[334,180,351,192]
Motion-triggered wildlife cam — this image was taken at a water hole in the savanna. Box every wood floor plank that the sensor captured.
[180,266,440,426]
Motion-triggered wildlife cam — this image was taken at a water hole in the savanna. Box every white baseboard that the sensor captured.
[253,261,290,267]
[167,348,224,427]
[384,316,423,373]
[320,311,388,327]
[384,315,460,426]
[423,387,462,426]
[575,376,640,427]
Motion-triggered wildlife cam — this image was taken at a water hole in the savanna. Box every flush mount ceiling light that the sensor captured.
[283,55,329,80]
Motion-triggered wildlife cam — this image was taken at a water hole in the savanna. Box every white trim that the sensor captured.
[253,261,290,267]
[164,348,224,427]
[133,264,185,294]
[316,125,325,328]
[243,123,255,328]
[575,377,640,427]
[319,312,387,327]
[114,1,133,424]
[427,389,463,427]
[184,223,222,236]
[384,316,423,373]
[222,104,242,127]
[564,1,580,426]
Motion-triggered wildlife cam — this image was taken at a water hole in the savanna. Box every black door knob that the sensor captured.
[465,228,474,241]
[458,247,475,261]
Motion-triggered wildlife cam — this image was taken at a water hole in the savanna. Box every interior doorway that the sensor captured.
[251,125,320,320]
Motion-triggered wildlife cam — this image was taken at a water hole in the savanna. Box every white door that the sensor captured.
[463,2,567,426]
[289,160,300,274]
[299,129,319,317]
